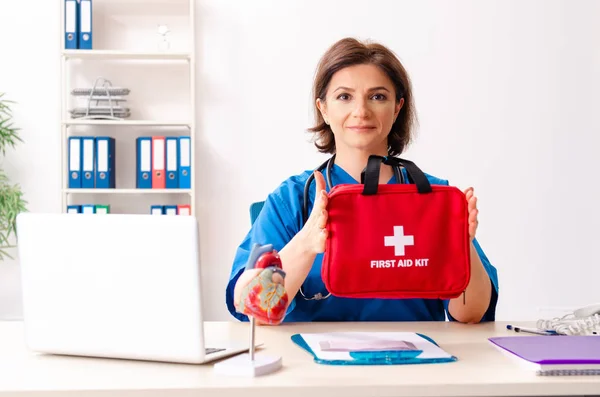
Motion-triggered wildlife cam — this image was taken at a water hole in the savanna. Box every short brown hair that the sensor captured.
[308,38,416,157]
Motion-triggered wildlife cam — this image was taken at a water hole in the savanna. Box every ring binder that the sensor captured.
[64,0,78,49]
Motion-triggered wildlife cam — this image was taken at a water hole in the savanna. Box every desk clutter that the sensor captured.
[67,136,191,189]
[291,331,456,366]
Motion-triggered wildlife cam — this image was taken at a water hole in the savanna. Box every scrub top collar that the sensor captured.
[329,162,398,188]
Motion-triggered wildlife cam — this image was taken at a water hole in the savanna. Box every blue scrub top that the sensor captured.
[225,163,499,323]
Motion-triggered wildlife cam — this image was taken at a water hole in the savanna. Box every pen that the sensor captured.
[506,325,557,335]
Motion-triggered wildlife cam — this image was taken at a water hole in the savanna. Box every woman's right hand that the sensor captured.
[298,170,329,255]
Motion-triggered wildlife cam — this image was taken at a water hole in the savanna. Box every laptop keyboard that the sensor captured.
[206,347,225,355]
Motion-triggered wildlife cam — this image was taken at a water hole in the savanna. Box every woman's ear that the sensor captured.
[394,98,404,122]
[316,98,329,125]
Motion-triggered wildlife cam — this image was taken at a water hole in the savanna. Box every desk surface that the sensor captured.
[1,320,599,397]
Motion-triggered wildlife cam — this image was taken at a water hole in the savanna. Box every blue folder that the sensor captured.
[178,136,191,189]
[81,204,95,214]
[95,137,115,189]
[78,0,92,49]
[136,137,152,189]
[291,331,457,366]
[64,0,79,49]
[150,205,163,215]
[165,137,179,189]
[68,136,82,188]
[163,205,177,215]
[67,205,81,214]
[81,137,95,189]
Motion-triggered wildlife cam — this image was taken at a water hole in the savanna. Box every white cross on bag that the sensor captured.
[384,226,414,256]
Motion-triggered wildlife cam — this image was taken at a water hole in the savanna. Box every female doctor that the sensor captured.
[226,37,499,324]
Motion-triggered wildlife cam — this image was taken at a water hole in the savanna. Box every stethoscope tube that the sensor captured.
[303,154,404,223]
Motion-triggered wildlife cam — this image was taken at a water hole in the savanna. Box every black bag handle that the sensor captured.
[362,155,432,195]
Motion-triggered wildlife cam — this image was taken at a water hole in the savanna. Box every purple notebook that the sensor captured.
[489,336,600,376]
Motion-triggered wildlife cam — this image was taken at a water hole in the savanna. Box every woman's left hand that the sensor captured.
[464,187,478,240]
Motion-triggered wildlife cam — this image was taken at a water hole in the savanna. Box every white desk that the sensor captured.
[0,320,598,397]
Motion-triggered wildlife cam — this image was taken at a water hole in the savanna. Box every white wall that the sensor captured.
[1,0,599,322]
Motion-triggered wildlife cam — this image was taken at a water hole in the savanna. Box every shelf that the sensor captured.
[64,189,192,195]
[63,120,191,127]
[62,50,191,61]
[93,0,190,4]
[60,0,196,216]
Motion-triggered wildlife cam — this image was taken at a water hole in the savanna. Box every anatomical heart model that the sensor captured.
[235,243,288,325]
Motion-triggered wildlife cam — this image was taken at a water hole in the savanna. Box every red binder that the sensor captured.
[152,136,165,189]
[177,204,191,216]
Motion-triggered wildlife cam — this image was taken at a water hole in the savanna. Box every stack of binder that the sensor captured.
[68,136,116,189]
[136,136,191,189]
[70,77,131,120]
[151,205,191,215]
[64,0,93,50]
[67,204,110,214]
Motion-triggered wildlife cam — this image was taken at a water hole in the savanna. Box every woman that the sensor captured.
[226,37,499,324]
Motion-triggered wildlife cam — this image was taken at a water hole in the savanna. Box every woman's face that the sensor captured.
[317,64,403,154]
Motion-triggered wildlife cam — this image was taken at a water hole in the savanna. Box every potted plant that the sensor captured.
[0,92,27,260]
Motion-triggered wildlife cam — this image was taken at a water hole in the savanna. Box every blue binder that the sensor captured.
[64,0,79,49]
[150,205,163,215]
[81,204,95,214]
[81,137,95,188]
[78,0,92,49]
[136,137,152,189]
[95,137,115,189]
[178,136,191,189]
[165,137,179,189]
[68,137,82,188]
[67,205,81,214]
[164,205,178,215]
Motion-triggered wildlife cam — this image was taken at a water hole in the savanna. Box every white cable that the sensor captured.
[537,311,600,335]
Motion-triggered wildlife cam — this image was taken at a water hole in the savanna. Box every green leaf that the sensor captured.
[0,93,27,260]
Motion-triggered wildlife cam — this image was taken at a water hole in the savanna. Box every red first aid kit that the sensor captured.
[321,155,471,300]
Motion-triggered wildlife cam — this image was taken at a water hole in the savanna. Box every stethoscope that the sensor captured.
[299,154,405,301]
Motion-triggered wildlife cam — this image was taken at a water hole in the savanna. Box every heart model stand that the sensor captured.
[213,244,288,377]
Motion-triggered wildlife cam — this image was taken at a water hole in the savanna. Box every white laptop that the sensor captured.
[15,212,251,364]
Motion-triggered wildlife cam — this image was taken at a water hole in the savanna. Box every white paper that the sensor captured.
[299,332,453,361]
